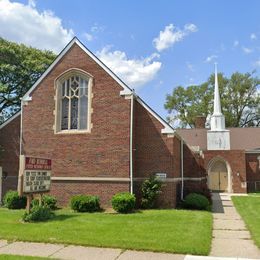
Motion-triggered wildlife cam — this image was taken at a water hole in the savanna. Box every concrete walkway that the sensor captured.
[210,193,260,259]
[0,239,258,260]
[0,240,186,260]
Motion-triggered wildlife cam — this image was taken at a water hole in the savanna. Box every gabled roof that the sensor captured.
[2,37,175,134]
[177,127,260,151]
[0,111,21,129]
[23,37,133,101]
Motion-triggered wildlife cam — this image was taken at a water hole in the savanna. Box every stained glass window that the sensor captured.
[59,74,89,131]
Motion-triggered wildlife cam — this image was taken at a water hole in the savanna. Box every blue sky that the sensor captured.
[0,0,260,119]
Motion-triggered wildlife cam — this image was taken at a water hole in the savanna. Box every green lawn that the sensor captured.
[0,208,212,255]
[232,195,260,247]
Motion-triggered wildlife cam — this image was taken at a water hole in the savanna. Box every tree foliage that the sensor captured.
[165,72,260,128]
[0,37,56,121]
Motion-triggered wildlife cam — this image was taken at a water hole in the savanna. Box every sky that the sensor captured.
[0,0,260,120]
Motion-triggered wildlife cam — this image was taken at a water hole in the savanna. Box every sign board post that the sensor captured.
[18,156,52,212]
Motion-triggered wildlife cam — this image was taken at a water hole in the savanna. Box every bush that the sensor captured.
[183,186,212,205]
[141,176,162,209]
[70,195,100,212]
[111,192,136,213]
[42,195,57,210]
[31,195,57,210]
[183,193,210,210]
[3,190,27,209]
[22,205,53,222]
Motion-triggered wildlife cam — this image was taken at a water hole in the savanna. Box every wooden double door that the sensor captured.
[208,160,228,192]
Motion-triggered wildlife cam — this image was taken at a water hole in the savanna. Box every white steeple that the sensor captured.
[207,63,230,150]
[213,63,222,115]
[210,63,226,131]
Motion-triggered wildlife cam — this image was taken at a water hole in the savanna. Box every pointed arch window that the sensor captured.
[55,70,92,133]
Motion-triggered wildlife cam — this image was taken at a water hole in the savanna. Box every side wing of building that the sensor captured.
[0,113,21,201]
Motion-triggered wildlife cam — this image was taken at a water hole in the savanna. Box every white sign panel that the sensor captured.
[155,173,167,180]
[207,131,230,150]
[23,171,51,193]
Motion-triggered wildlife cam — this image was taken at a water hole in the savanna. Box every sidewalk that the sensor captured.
[0,240,259,260]
[210,193,260,259]
[0,240,186,260]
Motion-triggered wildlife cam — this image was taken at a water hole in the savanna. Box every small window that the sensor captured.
[55,70,92,133]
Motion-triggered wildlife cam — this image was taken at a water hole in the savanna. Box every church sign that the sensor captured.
[23,157,52,193]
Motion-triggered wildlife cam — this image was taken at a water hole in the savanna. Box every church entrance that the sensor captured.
[208,159,229,192]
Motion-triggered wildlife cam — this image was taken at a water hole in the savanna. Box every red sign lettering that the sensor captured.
[25,157,51,170]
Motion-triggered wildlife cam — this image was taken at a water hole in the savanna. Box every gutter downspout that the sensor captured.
[130,90,134,194]
[181,139,184,200]
[18,99,24,195]
[19,99,23,157]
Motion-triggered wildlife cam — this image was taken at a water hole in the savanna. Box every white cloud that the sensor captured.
[90,24,105,33]
[254,59,260,67]
[28,0,36,8]
[204,55,218,63]
[186,62,194,72]
[233,40,239,47]
[250,33,257,40]
[83,32,93,42]
[242,47,253,54]
[83,23,105,42]
[0,0,74,53]
[96,46,162,88]
[153,23,198,52]
[184,23,197,32]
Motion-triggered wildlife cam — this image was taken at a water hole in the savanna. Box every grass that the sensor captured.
[232,195,260,247]
[249,192,260,196]
[0,208,212,255]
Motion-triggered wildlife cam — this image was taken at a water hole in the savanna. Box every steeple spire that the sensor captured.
[210,63,226,131]
[207,63,230,150]
[213,63,222,115]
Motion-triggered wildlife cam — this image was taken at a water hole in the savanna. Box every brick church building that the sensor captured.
[0,37,259,207]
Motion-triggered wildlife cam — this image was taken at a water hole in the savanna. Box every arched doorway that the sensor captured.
[208,158,231,192]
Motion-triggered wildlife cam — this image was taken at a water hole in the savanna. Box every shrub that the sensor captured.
[111,192,136,213]
[22,205,53,222]
[70,195,100,212]
[184,186,212,205]
[31,195,57,210]
[183,193,210,210]
[3,190,27,209]
[42,195,57,210]
[31,198,39,208]
[141,176,162,209]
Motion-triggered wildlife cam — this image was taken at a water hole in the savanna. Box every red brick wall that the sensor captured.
[133,100,180,207]
[204,150,247,193]
[133,181,178,208]
[183,144,205,178]
[0,114,20,200]
[181,144,207,197]
[133,100,178,178]
[246,153,260,191]
[51,181,129,207]
[22,43,131,205]
[246,153,260,179]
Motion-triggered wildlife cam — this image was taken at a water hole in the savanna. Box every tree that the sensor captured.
[165,72,260,128]
[0,38,56,122]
